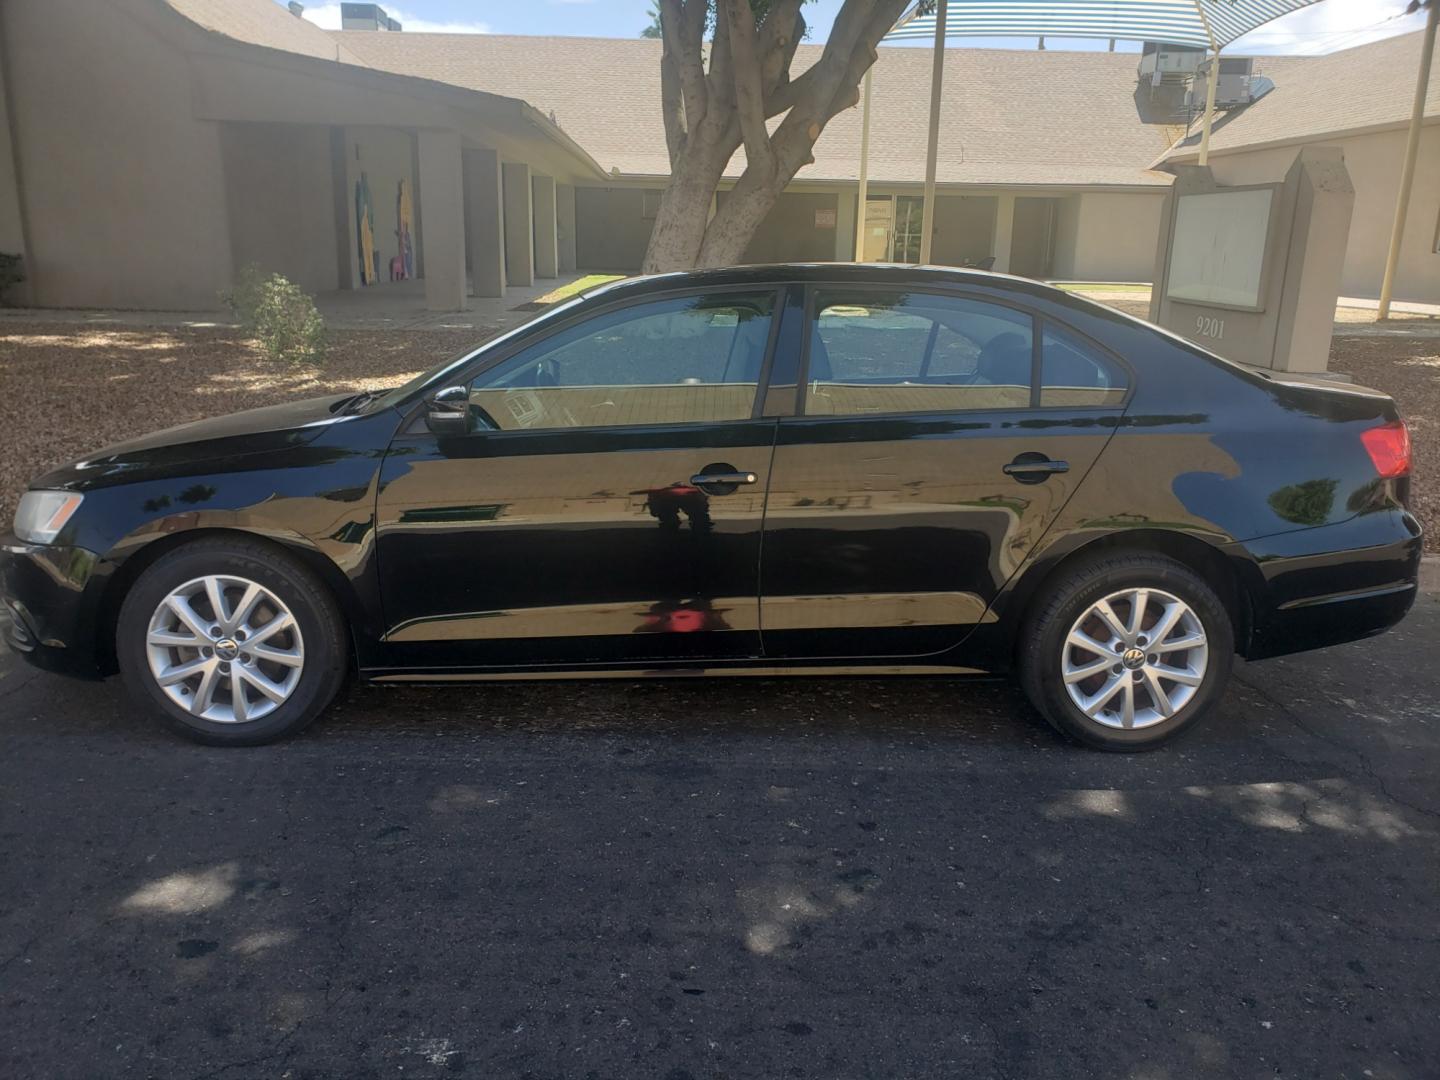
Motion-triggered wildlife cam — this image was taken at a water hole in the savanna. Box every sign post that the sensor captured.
[1149,148,1354,373]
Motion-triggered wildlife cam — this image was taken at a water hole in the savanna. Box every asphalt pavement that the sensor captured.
[2,599,1438,1080]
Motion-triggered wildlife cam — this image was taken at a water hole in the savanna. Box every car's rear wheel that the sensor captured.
[1019,552,1234,751]
[117,538,347,746]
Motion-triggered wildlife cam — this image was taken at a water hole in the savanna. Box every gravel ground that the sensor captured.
[0,319,1433,550]
[0,324,480,529]
[1330,334,1438,547]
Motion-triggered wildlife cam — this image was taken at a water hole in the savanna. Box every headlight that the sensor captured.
[14,490,84,545]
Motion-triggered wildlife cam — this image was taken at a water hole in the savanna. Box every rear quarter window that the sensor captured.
[1039,322,1128,407]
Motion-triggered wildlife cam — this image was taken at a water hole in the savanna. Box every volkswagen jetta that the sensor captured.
[1,266,1422,749]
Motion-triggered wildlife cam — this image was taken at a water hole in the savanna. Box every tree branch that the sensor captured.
[758,0,806,92]
[659,0,708,135]
[705,5,735,119]
[659,46,686,168]
[724,0,774,176]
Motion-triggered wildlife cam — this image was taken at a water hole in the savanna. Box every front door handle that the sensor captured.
[1003,454,1070,484]
[690,471,757,487]
[691,463,758,496]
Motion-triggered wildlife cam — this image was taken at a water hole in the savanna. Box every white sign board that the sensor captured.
[1165,188,1274,310]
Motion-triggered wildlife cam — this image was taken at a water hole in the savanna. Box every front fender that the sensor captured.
[68,412,400,673]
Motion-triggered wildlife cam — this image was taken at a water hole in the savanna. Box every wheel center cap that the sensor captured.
[214,638,240,661]
[1121,647,1146,670]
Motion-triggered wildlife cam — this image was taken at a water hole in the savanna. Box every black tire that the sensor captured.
[1018,551,1234,751]
[116,537,348,746]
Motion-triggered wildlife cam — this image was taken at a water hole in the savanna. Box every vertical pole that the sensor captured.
[854,68,873,262]
[1198,49,1219,165]
[918,0,947,265]
[1378,0,1439,319]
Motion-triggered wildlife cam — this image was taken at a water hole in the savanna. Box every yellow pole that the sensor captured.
[918,0,947,265]
[1378,0,1439,319]
[854,68,872,262]
[1197,49,1219,165]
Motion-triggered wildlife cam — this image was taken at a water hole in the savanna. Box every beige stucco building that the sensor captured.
[1157,31,1440,305]
[0,0,1433,312]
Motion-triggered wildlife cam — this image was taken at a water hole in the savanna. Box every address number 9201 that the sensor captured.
[1195,314,1226,339]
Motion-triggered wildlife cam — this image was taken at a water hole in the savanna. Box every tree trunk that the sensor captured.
[641,147,730,273]
[642,0,905,274]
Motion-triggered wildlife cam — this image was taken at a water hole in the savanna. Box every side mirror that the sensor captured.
[424,385,471,436]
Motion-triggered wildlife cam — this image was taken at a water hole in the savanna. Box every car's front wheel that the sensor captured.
[1019,552,1234,751]
[117,538,348,746]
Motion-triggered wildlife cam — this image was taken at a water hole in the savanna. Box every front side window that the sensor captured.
[807,290,1034,416]
[468,292,775,430]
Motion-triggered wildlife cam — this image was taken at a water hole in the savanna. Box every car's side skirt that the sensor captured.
[367,662,989,683]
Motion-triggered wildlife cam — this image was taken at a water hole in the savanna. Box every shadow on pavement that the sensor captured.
[1,599,1437,1080]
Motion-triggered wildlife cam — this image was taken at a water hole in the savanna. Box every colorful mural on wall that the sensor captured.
[395,179,416,282]
[355,172,377,285]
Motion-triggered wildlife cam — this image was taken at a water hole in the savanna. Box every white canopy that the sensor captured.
[855,0,1333,270]
[883,0,1326,51]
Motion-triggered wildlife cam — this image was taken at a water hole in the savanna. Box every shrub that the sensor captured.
[220,263,267,326]
[222,266,326,366]
[0,252,26,305]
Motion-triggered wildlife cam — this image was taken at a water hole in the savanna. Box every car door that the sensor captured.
[759,285,1129,660]
[373,287,783,673]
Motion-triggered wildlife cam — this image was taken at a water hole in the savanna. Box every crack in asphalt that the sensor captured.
[1231,667,1440,824]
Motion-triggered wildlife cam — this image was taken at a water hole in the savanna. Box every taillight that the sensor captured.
[1360,420,1412,480]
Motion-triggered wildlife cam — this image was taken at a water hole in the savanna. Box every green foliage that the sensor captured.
[221,265,326,367]
[641,0,662,36]
[1268,479,1338,527]
[0,252,26,305]
[220,264,269,326]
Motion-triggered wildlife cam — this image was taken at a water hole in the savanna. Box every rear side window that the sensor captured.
[807,290,1034,415]
[1039,322,1128,407]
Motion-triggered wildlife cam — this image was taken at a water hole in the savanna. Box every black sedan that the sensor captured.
[1,265,1422,749]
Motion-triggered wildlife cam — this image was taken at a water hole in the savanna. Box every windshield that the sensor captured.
[371,292,596,411]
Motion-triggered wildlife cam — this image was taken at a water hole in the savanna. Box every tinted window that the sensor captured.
[807,290,1033,415]
[1039,322,1127,407]
[469,292,774,430]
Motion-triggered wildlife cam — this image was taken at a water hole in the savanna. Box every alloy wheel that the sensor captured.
[1060,587,1209,730]
[144,574,305,723]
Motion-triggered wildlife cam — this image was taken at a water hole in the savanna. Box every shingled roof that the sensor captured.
[334,32,1179,188]
[165,0,367,64]
[1161,30,1439,163]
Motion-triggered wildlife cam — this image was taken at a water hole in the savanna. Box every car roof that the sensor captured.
[579,263,1070,305]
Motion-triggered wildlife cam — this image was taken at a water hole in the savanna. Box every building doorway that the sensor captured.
[863,195,926,263]
[1011,197,1058,278]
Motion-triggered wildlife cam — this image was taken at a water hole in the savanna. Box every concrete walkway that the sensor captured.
[310,273,594,331]
[1070,287,1440,339]
[0,272,596,334]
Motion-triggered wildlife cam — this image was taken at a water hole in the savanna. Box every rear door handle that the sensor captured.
[1003,455,1069,484]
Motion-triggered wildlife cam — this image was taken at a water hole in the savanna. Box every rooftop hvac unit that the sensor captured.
[1186,58,1271,113]
[1138,42,1207,85]
[340,3,402,31]
[1135,46,1273,125]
